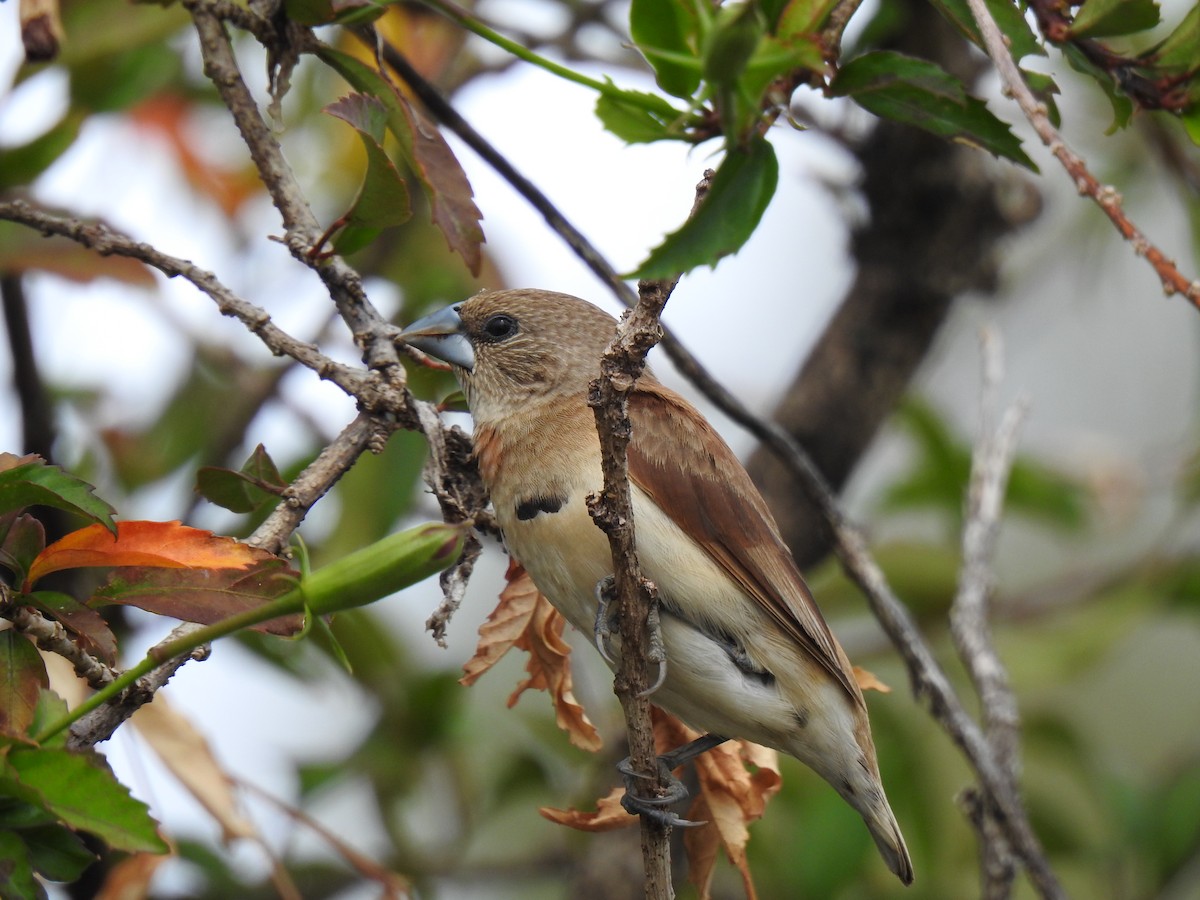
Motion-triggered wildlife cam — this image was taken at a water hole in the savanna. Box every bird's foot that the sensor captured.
[616,734,731,829]
[592,576,668,697]
[593,575,617,664]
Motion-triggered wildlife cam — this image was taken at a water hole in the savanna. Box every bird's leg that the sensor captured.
[593,575,617,664]
[593,575,669,694]
[617,733,731,828]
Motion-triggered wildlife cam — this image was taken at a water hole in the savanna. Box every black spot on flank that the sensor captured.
[516,495,565,521]
[840,777,856,796]
[792,708,809,729]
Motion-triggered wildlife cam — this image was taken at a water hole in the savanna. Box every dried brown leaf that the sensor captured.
[853,664,892,693]
[95,849,172,900]
[132,698,258,843]
[462,561,601,751]
[651,710,780,899]
[539,785,636,832]
[459,559,540,686]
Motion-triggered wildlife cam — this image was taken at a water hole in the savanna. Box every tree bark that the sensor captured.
[746,0,1039,567]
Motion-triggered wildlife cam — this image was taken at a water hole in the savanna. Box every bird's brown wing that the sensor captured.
[627,382,863,707]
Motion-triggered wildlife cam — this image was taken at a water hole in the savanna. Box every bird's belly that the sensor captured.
[500,490,805,752]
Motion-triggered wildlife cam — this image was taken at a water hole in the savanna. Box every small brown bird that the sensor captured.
[400,289,913,884]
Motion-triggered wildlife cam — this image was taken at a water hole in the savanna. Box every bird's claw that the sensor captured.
[594,575,669,696]
[616,756,706,829]
[593,575,616,664]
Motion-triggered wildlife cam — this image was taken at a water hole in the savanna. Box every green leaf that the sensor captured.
[196,445,288,515]
[1063,43,1134,130]
[0,830,40,900]
[0,633,48,739]
[1071,0,1160,38]
[830,51,1035,169]
[774,0,842,37]
[325,93,412,256]
[0,454,116,533]
[1144,4,1200,73]
[0,113,84,193]
[628,136,779,279]
[883,398,1086,531]
[594,83,689,143]
[702,2,767,86]
[7,748,167,854]
[28,592,118,666]
[630,0,702,98]
[20,825,95,883]
[926,0,1043,61]
[317,48,484,274]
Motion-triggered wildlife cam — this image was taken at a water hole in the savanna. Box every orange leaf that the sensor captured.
[853,664,892,693]
[25,521,268,589]
[462,560,601,752]
[539,785,636,832]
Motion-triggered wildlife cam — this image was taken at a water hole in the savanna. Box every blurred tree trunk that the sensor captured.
[745,0,1039,568]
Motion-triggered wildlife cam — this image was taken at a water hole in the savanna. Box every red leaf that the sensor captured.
[28,591,119,665]
[25,521,271,589]
[0,631,48,737]
[93,562,303,635]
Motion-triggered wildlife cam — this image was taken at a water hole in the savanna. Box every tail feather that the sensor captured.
[864,801,913,886]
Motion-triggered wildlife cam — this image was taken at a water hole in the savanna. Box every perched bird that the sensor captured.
[400,289,913,885]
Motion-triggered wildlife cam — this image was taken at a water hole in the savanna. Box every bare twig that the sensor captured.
[586,283,674,898]
[950,330,1029,899]
[249,413,391,555]
[185,1,403,374]
[583,173,712,897]
[962,0,1200,308]
[0,598,117,691]
[67,625,211,749]
[0,200,368,398]
[952,331,1027,776]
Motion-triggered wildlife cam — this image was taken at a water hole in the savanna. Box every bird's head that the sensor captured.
[398,289,620,420]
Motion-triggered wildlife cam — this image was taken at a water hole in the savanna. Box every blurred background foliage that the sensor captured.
[2,0,1200,897]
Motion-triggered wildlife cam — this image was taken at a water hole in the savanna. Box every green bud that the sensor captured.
[301,521,467,616]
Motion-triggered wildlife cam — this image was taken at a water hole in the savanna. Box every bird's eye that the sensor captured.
[481,314,519,341]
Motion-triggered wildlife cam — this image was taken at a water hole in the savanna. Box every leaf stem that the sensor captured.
[34,590,307,744]
[421,0,678,114]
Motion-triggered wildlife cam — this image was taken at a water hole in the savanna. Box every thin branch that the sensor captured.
[583,174,712,896]
[0,200,368,399]
[248,412,391,555]
[950,330,1028,899]
[0,597,117,691]
[963,0,1200,308]
[67,624,211,750]
[185,0,402,374]
[952,331,1027,776]
[586,286,675,898]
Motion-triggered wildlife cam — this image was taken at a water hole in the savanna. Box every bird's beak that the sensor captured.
[397,304,474,371]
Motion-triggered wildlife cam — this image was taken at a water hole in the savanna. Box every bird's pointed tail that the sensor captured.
[863,796,913,886]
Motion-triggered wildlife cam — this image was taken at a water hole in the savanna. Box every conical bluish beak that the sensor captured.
[397,304,474,371]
